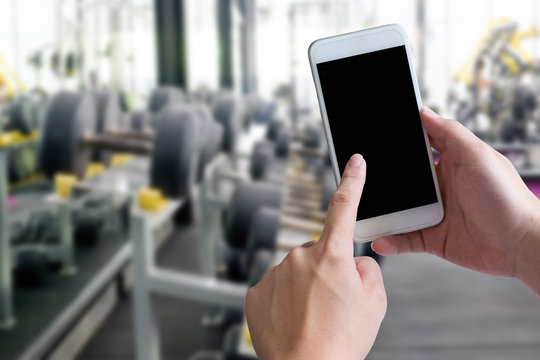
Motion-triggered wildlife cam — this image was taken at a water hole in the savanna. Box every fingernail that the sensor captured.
[348,153,364,168]
[422,106,438,118]
[372,238,395,256]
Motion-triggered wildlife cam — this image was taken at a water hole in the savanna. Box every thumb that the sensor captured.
[421,107,481,156]
[371,232,427,256]
[420,107,448,152]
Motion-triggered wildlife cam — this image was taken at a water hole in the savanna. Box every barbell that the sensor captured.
[39,91,200,199]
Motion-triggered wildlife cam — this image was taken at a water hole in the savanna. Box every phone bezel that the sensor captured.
[308,24,444,242]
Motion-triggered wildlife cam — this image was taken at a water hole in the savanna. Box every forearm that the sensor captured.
[517,214,540,297]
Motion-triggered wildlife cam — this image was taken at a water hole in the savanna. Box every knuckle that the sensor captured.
[331,188,353,205]
[317,240,342,261]
[286,247,303,264]
[245,287,256,308]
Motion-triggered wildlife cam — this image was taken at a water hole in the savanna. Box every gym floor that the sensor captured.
[77,224,540,360]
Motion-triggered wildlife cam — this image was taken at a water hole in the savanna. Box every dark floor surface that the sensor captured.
[0,233,127,360]
[80,230,540,360]
[368,253,540,359]
[78,225,224,360]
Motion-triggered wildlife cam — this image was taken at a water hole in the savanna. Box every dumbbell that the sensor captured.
[3,95,43,182]
[3,94,42,135]
[249,132,329,187]
[95,91,225,183]
[40,91,200,201]
[222,180,330,283]
[266,118,325,154]
[9,211,60,286]
[71,197,112,246]
[8,144,38,182]
[90,88,178,159]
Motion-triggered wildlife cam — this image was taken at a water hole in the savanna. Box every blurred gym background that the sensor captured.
[1,0,540,359]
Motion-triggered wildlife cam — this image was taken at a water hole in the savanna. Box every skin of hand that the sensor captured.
[373,107,540,296]
[245,154,387,360]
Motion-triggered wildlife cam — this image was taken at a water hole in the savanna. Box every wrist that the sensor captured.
[516,209,540,297]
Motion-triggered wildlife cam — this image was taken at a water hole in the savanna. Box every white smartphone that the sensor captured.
[309,24,444,242]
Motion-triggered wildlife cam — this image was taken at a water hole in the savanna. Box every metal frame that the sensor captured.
[0,147,16,329]
[131,188,247,360]
[154,0,187,87]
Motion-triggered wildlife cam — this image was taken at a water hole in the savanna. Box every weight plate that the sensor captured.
[266,118,284,141]
[222,324,256,360]
[9,96,36,134]
[249,140,275,180]
[213,94,240,153]
[10,222,30,246]
[28,211,57,242]
[222,324,241,357]
[8,148,25,182]
[209,121,224,159]
[247,249,273,287]
[243,94,261,127]
[261,159,285,185]
[130,110,152,131]
[274,128,291,158]
[74,209,103,246]
[226,247,246,282]
[303,124,322,149]
[191,105,213,182]
[226,182,283,249]
[148,86,184,113]
[245,207,280,273]
[40,91,96,179]
[15,249,48,287]
[95,92,121,133]
[150,107,199,199]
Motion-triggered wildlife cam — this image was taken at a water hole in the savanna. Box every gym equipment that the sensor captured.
[40,91,200,199]
[0,140,15,328]
[189,314,264,360]
[130,182,248,360]
[449,20,540,145]
[71,197,112,246]
[266,118,323,151]
[222,179,328,283]
[213,92,242,154]
[14,250,49,287]
[93,91,225,183]
[8,144,38,183]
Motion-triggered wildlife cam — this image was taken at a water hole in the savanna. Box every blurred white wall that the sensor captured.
[0,0,157,106]
[254,0,540,118]
[1,0,539,113]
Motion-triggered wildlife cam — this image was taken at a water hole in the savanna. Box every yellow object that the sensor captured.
[0,133,13,147]
[8,173,42,191]
[243,324,252,344]
[55,174,78,198]
[138,187,166,212]
[0,54,26,99]
[5,130,38,144]
[85,162,106,178]
[452,19,538,85]
[500,52,520,74]
[310,231,322,241]
[110,153,133,167]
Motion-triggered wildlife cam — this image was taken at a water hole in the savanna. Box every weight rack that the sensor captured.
[131,154,248,360]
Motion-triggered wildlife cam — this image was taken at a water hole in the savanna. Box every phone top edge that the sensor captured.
[309,24,409,65]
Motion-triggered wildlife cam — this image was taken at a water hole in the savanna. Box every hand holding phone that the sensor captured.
[309,24,444,241]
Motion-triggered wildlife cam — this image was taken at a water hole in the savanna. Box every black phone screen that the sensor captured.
[317,45,437,220]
